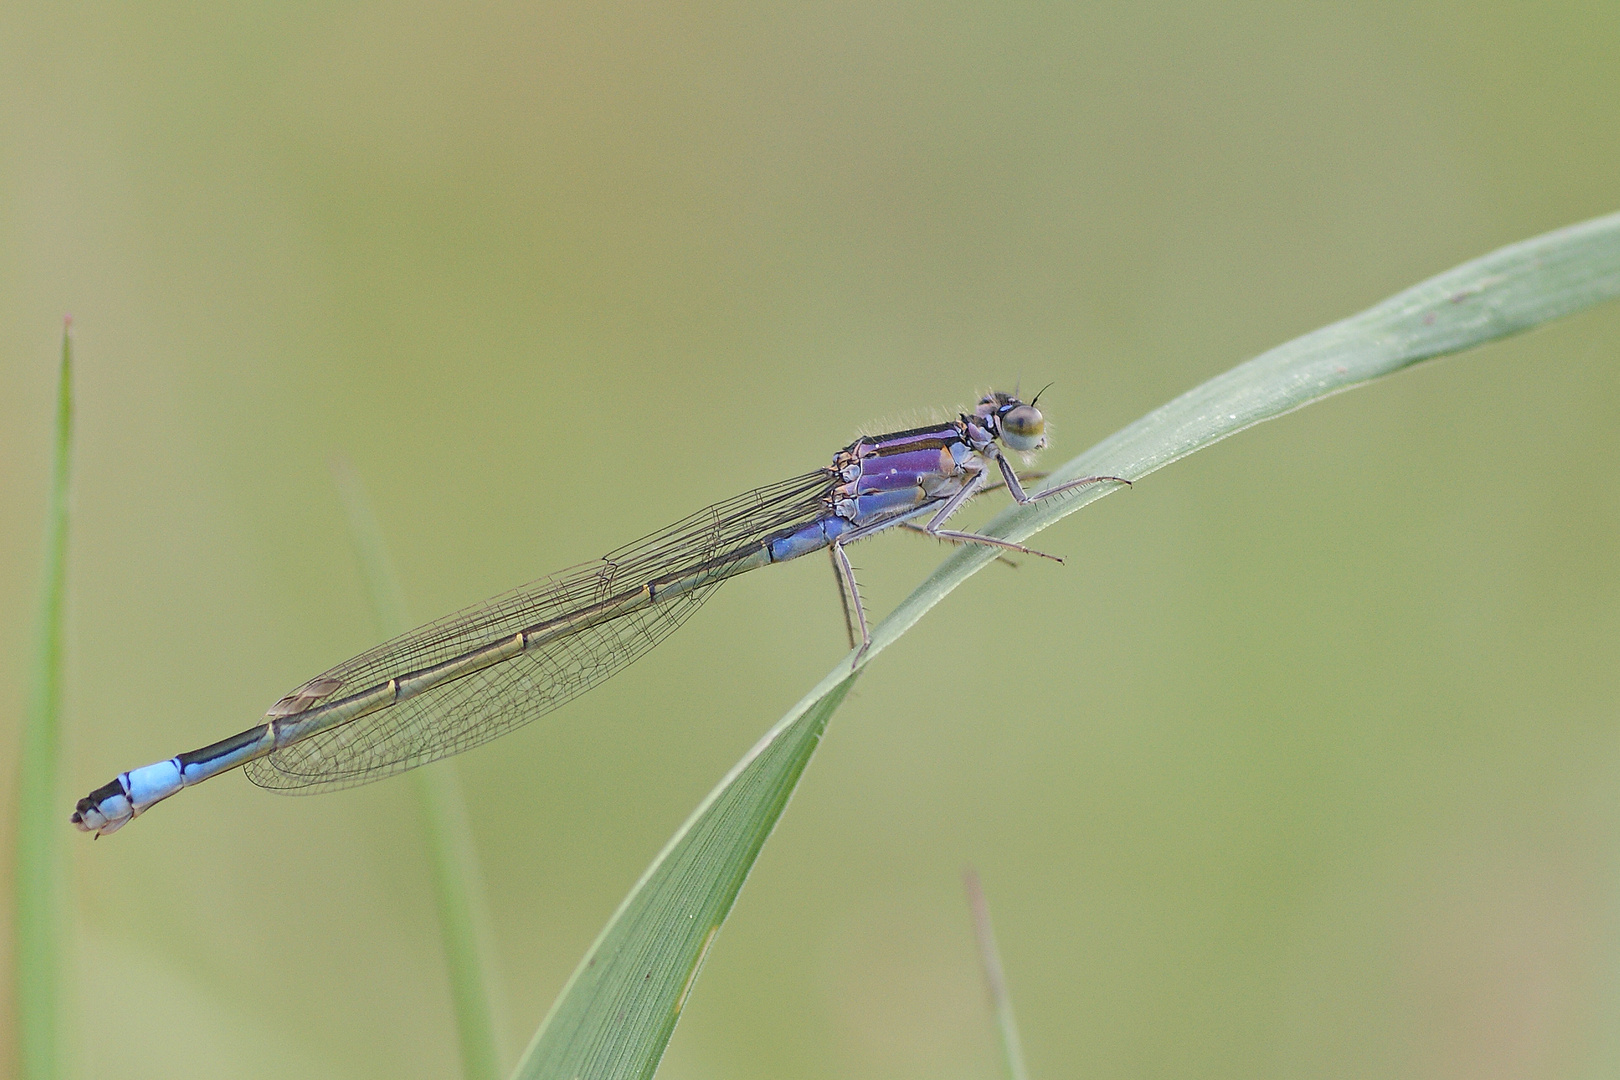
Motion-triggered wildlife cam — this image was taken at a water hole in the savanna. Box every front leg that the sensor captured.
[974,469,1047,499]
[996,452,1130,503]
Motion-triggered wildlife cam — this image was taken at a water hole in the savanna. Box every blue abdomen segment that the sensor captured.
[767,516,851,563]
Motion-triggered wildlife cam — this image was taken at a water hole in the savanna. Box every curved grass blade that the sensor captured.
[514,211,1620,1080]
[332,457,506,1080]
[515,676,856,1079]
[868,211,1620,655]
[14,322,75,1080]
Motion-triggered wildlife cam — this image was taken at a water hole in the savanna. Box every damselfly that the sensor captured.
[72,390,1127,835]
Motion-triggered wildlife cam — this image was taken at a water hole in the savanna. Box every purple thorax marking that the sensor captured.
[765,420,975,564]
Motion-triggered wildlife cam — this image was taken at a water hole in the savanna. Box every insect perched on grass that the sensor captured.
[72,390,1127,835]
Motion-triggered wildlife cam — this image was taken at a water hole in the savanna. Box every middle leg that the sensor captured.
[919,465,1064,562]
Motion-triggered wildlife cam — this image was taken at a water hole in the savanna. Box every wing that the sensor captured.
[243,469,834,793]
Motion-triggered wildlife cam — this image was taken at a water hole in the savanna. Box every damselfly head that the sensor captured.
[977,391,1048,452]
[999,403,1046,451]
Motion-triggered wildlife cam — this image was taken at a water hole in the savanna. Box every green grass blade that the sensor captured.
[331,457,506,1080]
[863,211,1620,659]
[964,869,1030,1080]
[514,211,1620,1080]
[514,677,857,1079]
[14,323,75,1080]
[412,764,505,1080]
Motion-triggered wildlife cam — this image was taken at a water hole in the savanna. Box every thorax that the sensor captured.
[829,419,984,526]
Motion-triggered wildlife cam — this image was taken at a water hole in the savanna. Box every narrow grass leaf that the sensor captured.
[514,677,856,1080]
[864,211,1620,657]
[964,869,1030,1080]
[14,323,75,1080]
[332,456,506,1080]
[515,210,1620,1080]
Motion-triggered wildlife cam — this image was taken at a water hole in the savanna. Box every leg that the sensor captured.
[829,536,873,658]
[971,469,1047,499]
[898,521,1022,568]
[924,456,1128,557]
[921,466,1065,562]
[825,511,939,662]
[927,527,1064,562]
[895,469,1048,566]
[828,546,857,650]
[996,453,1130,504]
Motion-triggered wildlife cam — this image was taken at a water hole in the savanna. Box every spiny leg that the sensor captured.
[830,537,872,661]
[921,454,1133,556]
[994,453,1130,504]
[828,546,857,650]
[928,528,1065,562]
[897,521,1022,568]
[827,463,1111,662]
[895,469,1048,567]
[975,469,1047,498]
[920,466,1065,562]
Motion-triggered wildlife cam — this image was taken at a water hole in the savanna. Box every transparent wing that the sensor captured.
[244,469,834,793]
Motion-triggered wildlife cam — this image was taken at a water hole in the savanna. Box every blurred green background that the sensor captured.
[4,2,1620,1078]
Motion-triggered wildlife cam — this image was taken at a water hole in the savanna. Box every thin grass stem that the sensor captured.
[14,322,75,1080]
[331,456,506,1080]
[964,868,1030,1080]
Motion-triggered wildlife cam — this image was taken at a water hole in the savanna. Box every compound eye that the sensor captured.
[1000,404,1045,451]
